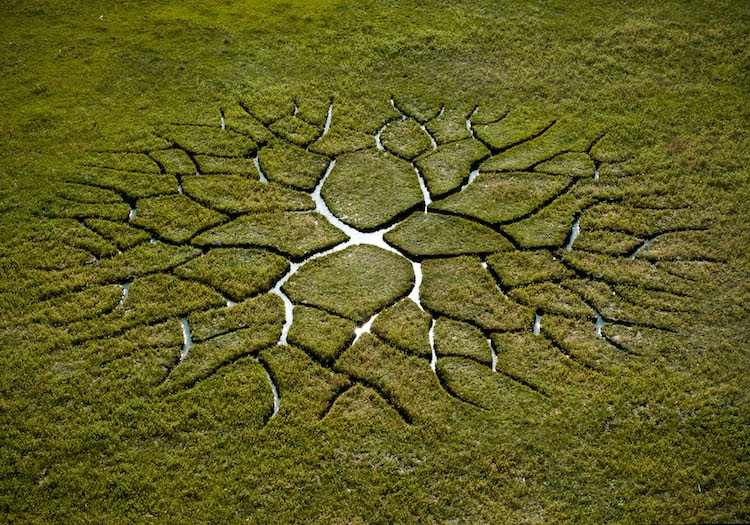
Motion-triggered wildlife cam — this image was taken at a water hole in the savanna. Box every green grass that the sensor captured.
[421,256,534,332]
[269,116,322,148]
[1,0,748,523]
[182,174,315,214]
[192,211,348,261]
[85,219,153,251]
[430,172,572,225]
[371,298,432,359]
[501,192,588,248]
[159,125,258,157]
[535,151,596,178]
[322,149,424,230]
[380,118,433,159]
[258,139,330,190]
[286,306,357,365]
[479,119,597,172]
[161,294,285,392]
[424,106,474,144]
[282,244,414,323]
[491,331,589,396]
[334,333,446,423]
[434,317,493,366]
[414,138,490,198]
[384,211,514,259]
[308,126,375,156]
[174,247,289,302]
[509,282,596,319]
[130,194,225,243]
[74,169,180,201]
[487,249,576,287]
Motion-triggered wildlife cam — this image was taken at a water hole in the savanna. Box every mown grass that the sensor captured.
[1,0,748,523]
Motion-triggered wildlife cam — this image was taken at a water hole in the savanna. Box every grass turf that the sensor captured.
[0,1,748,523]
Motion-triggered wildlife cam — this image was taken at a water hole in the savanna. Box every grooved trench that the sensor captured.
[179,317,194,363]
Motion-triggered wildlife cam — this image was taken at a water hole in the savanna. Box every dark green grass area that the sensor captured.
[173,248,289,302]
[479,119,597,172]
[430,172,572,224]
[309,126,375,156]
[322,149,424,230]
[424,106,474,144]
[282,244,414,323]
[286,306,356,365]
[421,255,534,332]
[192,211,348,260]
[380,118,432,159]
[182,174,315,214]
[159,125,257,157]
[84,219,152,251]
[434,317,493,365]
[130,194,225,243]
[384,211,514,259]
[415,138,490,198]
[509,282,595,319]
[371,298,432,359]
[487,249,576,287]
[161,294,284,392]
[1,0,749,523]
[258,139,330,190]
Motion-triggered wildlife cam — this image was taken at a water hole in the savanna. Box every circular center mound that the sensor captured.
[282,244,414,324]
[321,149,424,231]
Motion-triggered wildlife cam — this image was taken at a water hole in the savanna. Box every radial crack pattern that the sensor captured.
[35,96,706,423]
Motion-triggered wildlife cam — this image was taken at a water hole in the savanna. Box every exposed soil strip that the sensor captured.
[116,281,131,309]
[429,318,437,372]
[465,106,478,139]
[595,314,605,337]
[565,218,581,250]
[257,356,280,420]
[489,338,498,372]
[272,262,300,346]
[322,102,333,136]
[353,313,378,345]
[408,261,423,305]
[179,317,194,362]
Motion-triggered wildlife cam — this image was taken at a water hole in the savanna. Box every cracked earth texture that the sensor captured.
[37,96,712,426]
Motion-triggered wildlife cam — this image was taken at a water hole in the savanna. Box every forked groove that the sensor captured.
[257,354,281,423]
[539,331,600,372]
[319,381,354,420]
[495,368,549,397]
[342,378,415,425]
[434,361,488,410]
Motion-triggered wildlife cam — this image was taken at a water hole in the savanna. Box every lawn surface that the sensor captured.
[1,1,749,523]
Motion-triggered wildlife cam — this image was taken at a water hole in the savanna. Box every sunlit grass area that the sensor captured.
[1,1,748,523]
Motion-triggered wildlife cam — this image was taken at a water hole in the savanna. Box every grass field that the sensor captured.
[1,1,749,523]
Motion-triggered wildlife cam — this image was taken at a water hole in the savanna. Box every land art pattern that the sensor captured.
[36,97,710,426]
